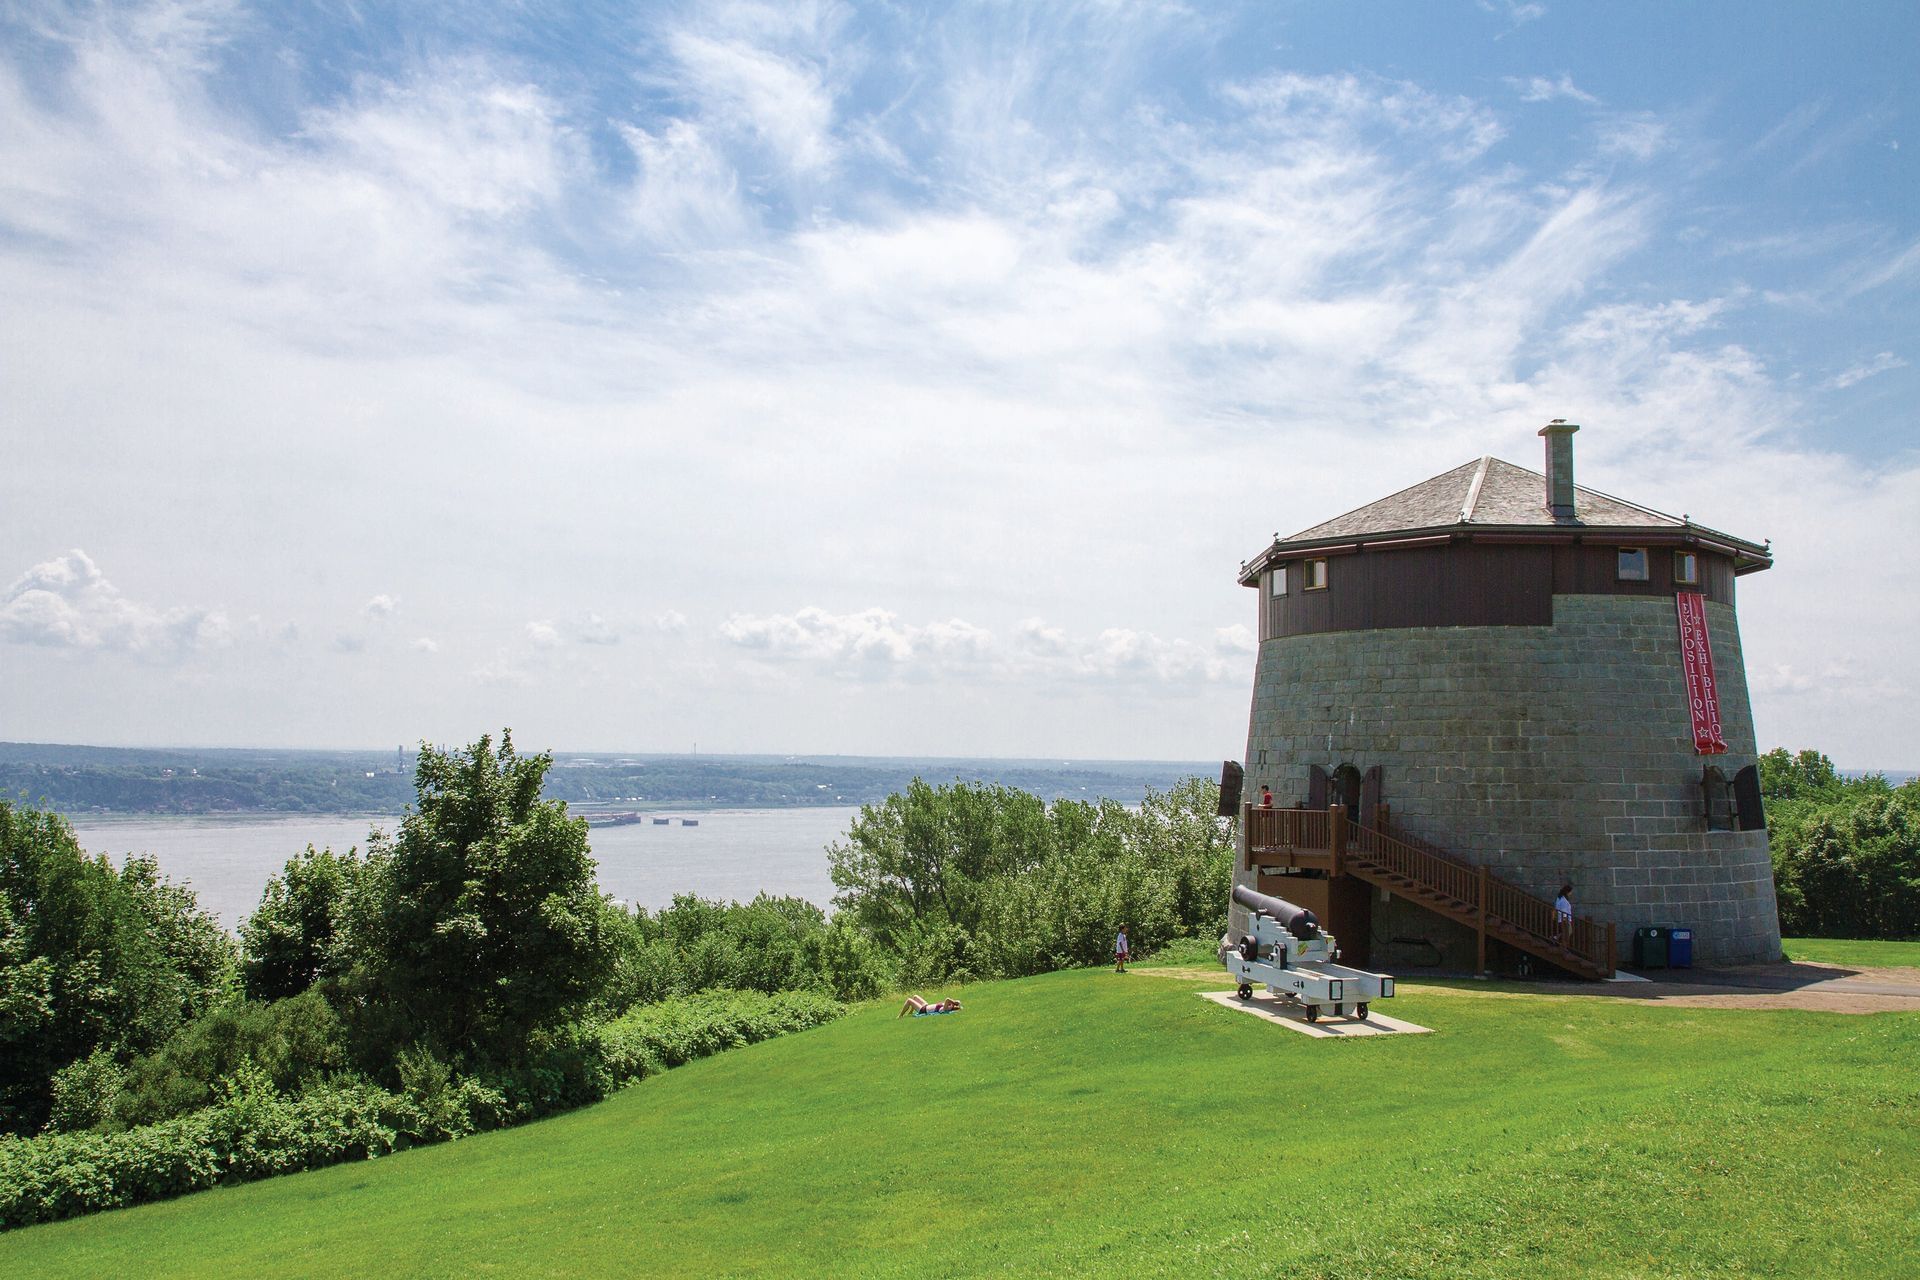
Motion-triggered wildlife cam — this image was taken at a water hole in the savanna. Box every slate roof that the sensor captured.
[1240,454,1770,584]
[1286,456,1679,541]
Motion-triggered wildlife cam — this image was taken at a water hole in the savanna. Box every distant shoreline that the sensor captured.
[5,741,1216,818]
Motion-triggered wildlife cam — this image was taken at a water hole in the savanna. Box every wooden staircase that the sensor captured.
[1244,805,1615,980]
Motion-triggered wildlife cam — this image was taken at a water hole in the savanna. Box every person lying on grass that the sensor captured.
[899,995,963,1017]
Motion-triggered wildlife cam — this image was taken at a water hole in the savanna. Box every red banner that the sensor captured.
[1675,592,1727,755]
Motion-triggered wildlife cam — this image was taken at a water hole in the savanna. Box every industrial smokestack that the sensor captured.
[1539,420,1579,519]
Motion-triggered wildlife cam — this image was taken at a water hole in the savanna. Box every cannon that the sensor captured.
[1221,883,1396,1022]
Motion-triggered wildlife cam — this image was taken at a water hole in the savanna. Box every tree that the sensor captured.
[830,776,1236,983]
[0,802,230,1134]
[342,733,618,1067]
[240,845,360,1001]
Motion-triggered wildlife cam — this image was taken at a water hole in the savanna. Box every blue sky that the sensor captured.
[1,1,1915,765]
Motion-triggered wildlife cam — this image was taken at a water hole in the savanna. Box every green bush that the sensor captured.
[44,1051,123,1134]
[1763,749,1920,940]
[0,1074,425,1230]
[108,991,348,1129]
[0,802,234,1135]
[0,990,844,1231]
[828,776,1232,984]
[239,845,360,1002]
[608,895,885,1008]
[596,989,845,1083]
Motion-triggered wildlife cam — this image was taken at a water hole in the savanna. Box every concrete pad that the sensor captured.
[1198,990,1432,1038]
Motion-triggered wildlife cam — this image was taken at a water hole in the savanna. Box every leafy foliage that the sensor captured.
[605,894,888,1009]
[0,803,233,1136]
[1763,748,1920,939]
[107,991,349,1129]
[238,845,360,1001]
[828,776,1232,982]
[340,733,619,1067]
[0,989,842,1231]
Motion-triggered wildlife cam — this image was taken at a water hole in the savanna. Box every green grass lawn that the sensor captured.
[1783,936,1920,968]
[4,968,1916,1278]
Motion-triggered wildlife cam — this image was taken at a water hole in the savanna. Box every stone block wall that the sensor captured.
[1241,594,1782,965]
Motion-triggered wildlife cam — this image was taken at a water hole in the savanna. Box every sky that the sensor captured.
[1,1,1915,767]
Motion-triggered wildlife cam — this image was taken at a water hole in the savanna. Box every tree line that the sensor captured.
[1763,748,1920,940]
[1,732,1233,1226]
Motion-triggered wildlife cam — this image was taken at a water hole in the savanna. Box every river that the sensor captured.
[69,807,860,931]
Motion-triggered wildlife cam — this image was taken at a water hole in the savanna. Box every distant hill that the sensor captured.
[0,742,1217,816]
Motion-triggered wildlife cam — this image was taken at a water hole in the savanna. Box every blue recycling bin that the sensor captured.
[1667,927,1694,968]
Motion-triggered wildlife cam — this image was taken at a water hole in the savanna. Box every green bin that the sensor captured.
[1632,926,1668,969]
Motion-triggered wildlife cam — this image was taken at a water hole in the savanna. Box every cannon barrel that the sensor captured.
[1232,884,1322,938]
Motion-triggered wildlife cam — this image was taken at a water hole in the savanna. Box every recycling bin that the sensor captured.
[1632,926,1668,969]
[1667,927,1694,969]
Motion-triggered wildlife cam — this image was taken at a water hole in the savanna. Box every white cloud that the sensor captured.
[719,607,915,666]
[1510,74,1599,106]
[363,594,398,620]
[666,23,839,176]
[1596,116,1670,161]
[0,550,229,657]
[410,637,440,654]
[1214,624,1256,655]
[654,610,690,634]
[526,621,563,649]
[573,613,620,646]
[719,606,1238,685]
[1825,351,1907,390]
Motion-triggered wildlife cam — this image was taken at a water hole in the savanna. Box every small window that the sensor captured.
[1616,547,1648,581]
[1674,551,1699,586]
[1304,558,1328,590]
[1270,566,1288,597]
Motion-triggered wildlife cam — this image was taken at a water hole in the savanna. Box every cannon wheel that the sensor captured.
[1304,1005,1319,1023]
[1236,984,1252,1000]
[1356,1003,1370,1021]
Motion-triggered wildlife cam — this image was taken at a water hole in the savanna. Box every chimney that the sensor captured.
[1538,420,1579,519]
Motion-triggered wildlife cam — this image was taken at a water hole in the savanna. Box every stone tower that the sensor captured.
[1236,423,1781,968]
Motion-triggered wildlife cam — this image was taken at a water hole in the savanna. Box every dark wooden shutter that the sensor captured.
[1307,765,1329,810]
[1733,765,1766,831]
[1360,765,1383,828]
[1217,761,1244,817]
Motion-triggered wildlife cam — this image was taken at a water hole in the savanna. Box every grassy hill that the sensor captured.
[3,964,1916,1278]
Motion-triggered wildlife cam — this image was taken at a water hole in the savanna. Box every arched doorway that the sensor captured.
[1330,764,1363,814]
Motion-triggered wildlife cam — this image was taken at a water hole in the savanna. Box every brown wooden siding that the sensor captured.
[1260,542,1737,640]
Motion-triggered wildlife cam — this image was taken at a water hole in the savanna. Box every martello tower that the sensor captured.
[1233,423,1781,971]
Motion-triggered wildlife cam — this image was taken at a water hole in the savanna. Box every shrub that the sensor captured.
[110,991,349,1128]
[0,988,845,1231]
[44,1051,122,1134]
[0,1075,423,1230]
[596,989,845,1084]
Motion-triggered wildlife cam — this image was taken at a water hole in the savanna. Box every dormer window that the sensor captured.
[1675,551,1699,586]
[1304,558,1328,591]
[1616,547,1649,582]
[1270,566,1289,597]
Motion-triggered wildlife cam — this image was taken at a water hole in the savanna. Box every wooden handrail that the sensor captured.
[1241,806,1614,978]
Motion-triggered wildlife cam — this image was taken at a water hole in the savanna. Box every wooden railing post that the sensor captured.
[1329,802,1346,878]
[1476,863,1489,976]
[1605,921,1616,979]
